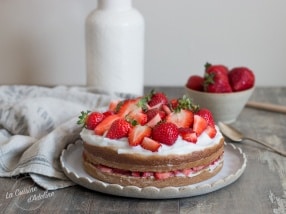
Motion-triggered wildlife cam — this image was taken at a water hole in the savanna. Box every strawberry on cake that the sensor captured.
[78,90,224,188]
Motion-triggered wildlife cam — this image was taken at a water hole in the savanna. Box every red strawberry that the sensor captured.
[162,104,172,115]
[196,108,215,127]
[141,137,161,152]
[103,110,114,118]
[228,67,255,91]
[169,99,179,110]
[193,115,208,136]
[205,62,229,76]
[154,172,174,180]
[186,75,204,91]
[117,98,140,117]
[179,128,197,143]
[131,172,141,177]
[145,114,162,128]
[204,63,232,93]
[106,118,131,139]
[152,122,179,145]
[77,111,105,130]
[146,109,166,121]
[182,169,193,176]
[128,125,152,146]
[127,110,147,125]
[108,100,120,112]
[148,92,168,108]
[94,114,120,135]
[166,109,194,128]
[205,125,217,138]
[97,165,113,173]
[141,172,154,178]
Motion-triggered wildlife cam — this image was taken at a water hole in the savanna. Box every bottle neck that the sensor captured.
[98,0,132,11]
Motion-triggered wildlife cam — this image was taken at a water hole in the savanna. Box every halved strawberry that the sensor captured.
[205,125,217,138]
[106,118,131,139]
[162,104,172,115]
[127,110,147,125]
[117,99,140,117]
[108,100,120,112]
[148,92,168,108]
[94,114,120,135]
[154,172,174,180]
[128,125,152,146]
[145,114,162,128]
[166,109,194,128]
[196,108,215,127]
[141,137,161,152]
[193,115,208,136]
[146,109,166,121]
[179,128,197,143]
[102,110,114,118]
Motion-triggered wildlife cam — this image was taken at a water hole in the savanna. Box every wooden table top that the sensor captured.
[0,86,285,214]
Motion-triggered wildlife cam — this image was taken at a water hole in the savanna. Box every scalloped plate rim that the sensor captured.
[60,140,247,199]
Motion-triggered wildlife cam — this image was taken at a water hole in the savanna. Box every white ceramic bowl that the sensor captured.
[185,87,255,124]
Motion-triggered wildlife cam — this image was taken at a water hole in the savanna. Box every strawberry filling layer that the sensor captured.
[89,155,223,180]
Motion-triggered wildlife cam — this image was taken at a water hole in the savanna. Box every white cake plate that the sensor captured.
[60,141,247,199]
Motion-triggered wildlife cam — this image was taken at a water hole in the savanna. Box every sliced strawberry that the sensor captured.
[182,169,193,176]
[127,110,147,125]
[131,172,141,177]
[117,99,140,117]
[166,109,194,128]
[94,114,120,135]
[154,172,174,180]
[193,115,208,136]
[141,137,161,152]
[141,172,154,178]
[205,125,217,138]
[152,122,179,145]
[196,108,215,127]
[162,104,172,115]
[179,128,197,143]
[148,92,168,108]
[128,125,152,146]
[146,109,166,121]
[112,168,130,175]
[193,166,204,172]
[145,114,162,128]
[106,118,131,139]
[97,165,113,173]
[103,110,114,118]
[108,100,120,112]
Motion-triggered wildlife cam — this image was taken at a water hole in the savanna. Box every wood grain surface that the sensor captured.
[0,86,285,214]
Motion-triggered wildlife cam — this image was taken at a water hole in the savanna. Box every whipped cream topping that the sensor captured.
[80,126,223,156]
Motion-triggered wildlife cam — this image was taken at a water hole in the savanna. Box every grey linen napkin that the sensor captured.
[0,85,128,190]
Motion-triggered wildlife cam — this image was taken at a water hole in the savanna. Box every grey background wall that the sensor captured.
[0,0,285,87]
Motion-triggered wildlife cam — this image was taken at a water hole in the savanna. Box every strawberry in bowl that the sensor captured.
[185,63,255,123]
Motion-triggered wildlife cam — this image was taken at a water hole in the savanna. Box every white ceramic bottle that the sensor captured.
[86,0,145,95]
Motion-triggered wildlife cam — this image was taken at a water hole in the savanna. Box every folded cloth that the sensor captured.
[0,85,130,190]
